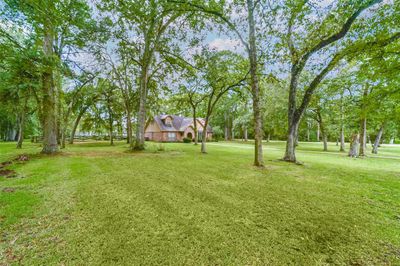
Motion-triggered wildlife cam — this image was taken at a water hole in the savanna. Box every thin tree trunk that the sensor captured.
[372,125,384,154]
[41,24,58,154]
[359,85,369,156]
[61,128,66,149]
[126,111,132,146]
[244,126,248,142]
[16,112,25,149]
[201,118,209,153]
[109,118,114,146]
[317,123,320,142]
[317,110,327,151]
[247,0,263,166]
[340,126,345,152]
[69,109,86,144]
[192,108,198,145]
[359,116,367,156]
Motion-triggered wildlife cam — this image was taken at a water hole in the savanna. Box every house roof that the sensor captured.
[152,115,212,133]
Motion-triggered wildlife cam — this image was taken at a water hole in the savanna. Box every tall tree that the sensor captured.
[170,0,265,166]
[281,0,397,162]
[194,50,248,153]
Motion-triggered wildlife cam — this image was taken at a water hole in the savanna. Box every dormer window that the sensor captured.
[164,116,173,126]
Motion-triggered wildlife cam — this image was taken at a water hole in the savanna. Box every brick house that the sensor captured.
[144,115,213,142]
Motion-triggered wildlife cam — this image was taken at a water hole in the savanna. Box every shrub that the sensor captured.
[183,137,191,143]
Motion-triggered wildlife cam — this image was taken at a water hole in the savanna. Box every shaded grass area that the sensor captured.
[0,140,399,264]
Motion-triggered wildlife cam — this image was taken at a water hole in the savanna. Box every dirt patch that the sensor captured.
[15,154,29,162]
[2,187,16,193]
[0,161,12,168]
[0,169,17,178]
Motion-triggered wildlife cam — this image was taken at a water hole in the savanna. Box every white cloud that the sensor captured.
[208,38,242,52]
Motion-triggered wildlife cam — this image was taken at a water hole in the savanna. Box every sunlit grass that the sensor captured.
[0,140,399,264]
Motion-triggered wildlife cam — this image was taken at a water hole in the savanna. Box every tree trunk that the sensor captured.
[69,109,86,144]
[317,113,327,151]
[359,117,367,156]
[193,109,198,145]
[134,66,148,151]
[41,25,58,154]
[339,91,345,152]
[348,133,360,157]
[317,123,320,142]
[201,118,209,153]
[244,126,248,142]
[284,120,299,162]
[359,85,369,156]
[126,112,131,144]
[109,120,114,146]
[126,111,133,146]
[323,134,328,151]
[224,112,232,141]
[61,128,66,149]
[16,112,25,149]
[340,126,345,152]
[372,125,384,154]
[247,0,263,167]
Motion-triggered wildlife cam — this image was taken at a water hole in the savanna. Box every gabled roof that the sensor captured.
[152,115,212,133]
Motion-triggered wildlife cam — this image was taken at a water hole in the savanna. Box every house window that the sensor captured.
[168,132,176,141]
[165,117,173,126]
[198,130,203,141]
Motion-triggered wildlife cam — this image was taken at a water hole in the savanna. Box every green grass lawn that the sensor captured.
[0,140,399,265]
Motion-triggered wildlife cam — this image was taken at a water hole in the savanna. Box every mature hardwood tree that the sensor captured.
[177,78,207,145]
[4,0,93,154]
[99,0,195,151]
[193,50,248,153]
[282,0,397,162]
[68,84,100,144]
[170,0,265,166]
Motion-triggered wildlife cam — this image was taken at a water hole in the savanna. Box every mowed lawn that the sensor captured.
[0,140,399,265]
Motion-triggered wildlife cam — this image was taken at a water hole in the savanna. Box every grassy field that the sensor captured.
[0,140,399,265]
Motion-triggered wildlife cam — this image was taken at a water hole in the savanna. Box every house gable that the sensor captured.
[145,119,162,133]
